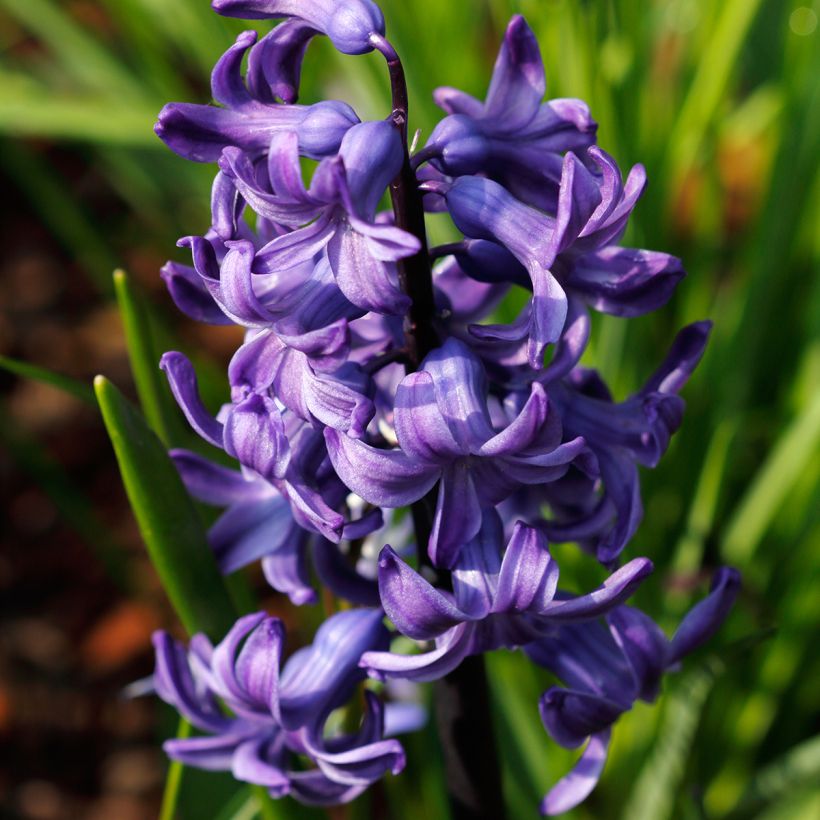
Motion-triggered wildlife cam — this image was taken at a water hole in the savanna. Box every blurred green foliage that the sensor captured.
[1,0,818,817]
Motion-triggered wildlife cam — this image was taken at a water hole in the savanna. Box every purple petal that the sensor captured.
[419,338,497,451]
[247,19,317,104]
[607,607,669,702]
[324,429,440,508]
[312,540,381,606]
[152,631,232,733]
[279,608,389,729]
[377,546,467,640]
[538,558,653,622]
[394,371,465,462]
[261,536,317,606]
[223,393,290,480]
[569,247,685,317]
[540,729,611,815]
[209,496,296,574]
[550,152,603,258]
[641,320,712,396]
[164,732,249,771]
[160,260,232,325]
[483,15,545,131]
[479,383,549,457]
[361,623,474,683]
[450,507,504,619]
[160,351,224,447]
[232,737,290,793]
[428,461,483,570]
[493,522,558,614]
[211,31,256,108]
[540,687,621,749]
[327,224,411,315]
[668,567,741,664]
[170,449,272,506]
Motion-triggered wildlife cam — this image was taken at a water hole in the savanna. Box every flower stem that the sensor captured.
[374,35,506,820]
[371,34,439,369]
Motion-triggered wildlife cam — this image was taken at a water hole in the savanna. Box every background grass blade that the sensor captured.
[114,269,187,447]
[0,354,95,406]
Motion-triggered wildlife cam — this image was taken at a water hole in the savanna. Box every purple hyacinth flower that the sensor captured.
[527,568,740,815]
[545,321,711,562]
[360,509,653,682]
[219,121,419,315]
[429,147,678,368]
[153,609,407,804]
[213,0,386,56]
[325,338,586,568]
[161,351,379,543]
[416,15,596,211]
[156,30,359,162]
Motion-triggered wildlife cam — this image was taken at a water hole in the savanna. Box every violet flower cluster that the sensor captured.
[150,2,740,814]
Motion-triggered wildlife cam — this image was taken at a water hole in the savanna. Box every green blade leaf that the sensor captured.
[0,354,95,406]
[94,374,236,639]
[113,269,186,447]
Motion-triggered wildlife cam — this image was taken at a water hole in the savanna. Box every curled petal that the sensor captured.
[223,393,290,480]
[161,260,232,325]
[538,558,653,622]
[540,729,611,816]
[540,688,621,749]
[361,623,474,683]
[378,546,467,640]
[160,351,224,447]
[232,737,290,793]
[668,567,741,664]
[324,429,440,508]
[211,30,256,108]
[493,522,558,614]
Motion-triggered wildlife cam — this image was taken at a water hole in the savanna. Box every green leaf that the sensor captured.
[160,718,192,820]
[0,354,95,406]
[113,269,186,447]
[725,733,820,819]
[723,388,820,565]
[94,375,236,639]
[622,658,724,820]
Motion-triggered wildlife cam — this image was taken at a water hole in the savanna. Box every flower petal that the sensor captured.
[377,546,467,640]
[324,429,440,508]
[540,729,611,816]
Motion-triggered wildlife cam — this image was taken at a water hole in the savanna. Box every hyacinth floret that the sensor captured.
[150,3,739,816]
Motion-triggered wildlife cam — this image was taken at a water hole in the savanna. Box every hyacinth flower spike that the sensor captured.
[528,568,741,814]
[152,609,407,804]
[156,30,359,162]
[326,337,586,568]
[415,15,597,211]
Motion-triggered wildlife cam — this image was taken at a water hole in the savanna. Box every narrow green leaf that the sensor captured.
[0,354,95,406]
[114,269,185,447]
[725,733,820,819]
[94,375,236,639]
[723,388,820,565]
[160,718,192,820]
[622,658,724,820]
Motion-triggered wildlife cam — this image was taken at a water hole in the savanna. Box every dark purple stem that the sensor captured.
[372,33,506,820]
